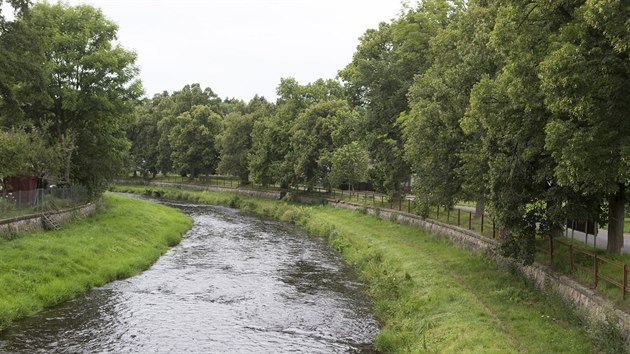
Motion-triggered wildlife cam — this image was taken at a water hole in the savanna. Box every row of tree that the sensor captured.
[395,0,629,259]
[131,0,629,259]
[1,0,628,260]
[129,79,371,192]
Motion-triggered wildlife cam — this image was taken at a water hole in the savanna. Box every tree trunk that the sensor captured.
[62,129,76,186]
[607,184,625,255]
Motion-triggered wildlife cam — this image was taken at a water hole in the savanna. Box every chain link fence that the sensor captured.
[0,186,88,218]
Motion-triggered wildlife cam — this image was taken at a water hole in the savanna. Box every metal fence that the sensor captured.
[0,186,88,216]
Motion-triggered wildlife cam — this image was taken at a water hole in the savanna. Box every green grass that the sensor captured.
[0,192,192,331]
[113,184,613,353]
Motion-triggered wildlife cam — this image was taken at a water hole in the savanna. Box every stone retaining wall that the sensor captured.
[0,202,98,235]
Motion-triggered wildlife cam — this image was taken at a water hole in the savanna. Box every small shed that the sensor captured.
[3,175,39,207]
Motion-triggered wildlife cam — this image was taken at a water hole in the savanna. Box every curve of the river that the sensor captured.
[0,198,379,353]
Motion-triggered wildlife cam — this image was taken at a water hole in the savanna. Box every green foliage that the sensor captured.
[327,141,370,190]
[0,126,69,178]
[288,99,358,189]
[217,111,256,183]
[0,2,142,196]
[168,105,221,177]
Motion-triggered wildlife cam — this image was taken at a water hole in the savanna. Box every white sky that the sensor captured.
[37,0,407,101]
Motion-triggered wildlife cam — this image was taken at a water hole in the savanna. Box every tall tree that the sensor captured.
[287,99,359,189]
[340,0,462,195]
[540,0,630,254]
[217,111,255,183]
[327,141,370,192]
[465,1,583,262]
[17,2,142,195]
[217,96,273,184]
[248,78,343,188]
[402,0,497,216]
[168,104,221,177]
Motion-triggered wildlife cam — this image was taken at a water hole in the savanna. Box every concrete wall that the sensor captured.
[0,202,98,235]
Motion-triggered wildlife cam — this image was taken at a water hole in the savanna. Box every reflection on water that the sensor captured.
[0,198,378,353]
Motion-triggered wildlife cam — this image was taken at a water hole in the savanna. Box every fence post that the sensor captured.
[468,211,472,230]
[624,265,628,300]
[585,221,590,248]
[457,209,461,226]
[481,213,484,233]
[569,244,574,272]
[594,255,599,288]
[447,208,450,223]
[437,205,440,219]
[399,198,402,211]
[492,220,496,239]
[408,200,411,213]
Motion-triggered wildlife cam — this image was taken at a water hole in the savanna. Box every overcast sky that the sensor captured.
[45,0,407,101]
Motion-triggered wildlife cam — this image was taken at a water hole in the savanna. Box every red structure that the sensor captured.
[3,175,39,207]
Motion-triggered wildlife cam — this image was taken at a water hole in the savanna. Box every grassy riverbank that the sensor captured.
[113,184,617,353]
[0,193,192,331]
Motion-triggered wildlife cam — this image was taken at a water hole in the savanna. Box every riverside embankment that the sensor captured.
[0,193,192,331]
[0,195,379,352]
[113,184,613,353]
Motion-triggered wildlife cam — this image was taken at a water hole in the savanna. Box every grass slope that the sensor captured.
[113,184,611,353]
[0,193,192,330]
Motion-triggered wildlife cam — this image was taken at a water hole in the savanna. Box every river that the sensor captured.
[0,199,378,353]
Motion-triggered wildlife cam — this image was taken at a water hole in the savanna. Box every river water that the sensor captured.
[0,199,378,353]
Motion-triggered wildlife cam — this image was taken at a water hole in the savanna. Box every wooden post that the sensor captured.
[492,220,496,239]
[594,255,599,288]
[408,200,411,213]
[399,198,402,211]
[624,265,628,300]
[569,244,574,272]
[457,209,461,226]
[468,211,472,230]
[447,208,450,223]
[481,213,484,233]
[437,205,440,219]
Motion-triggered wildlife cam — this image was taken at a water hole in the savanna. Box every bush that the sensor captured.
[228,195,241,208]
